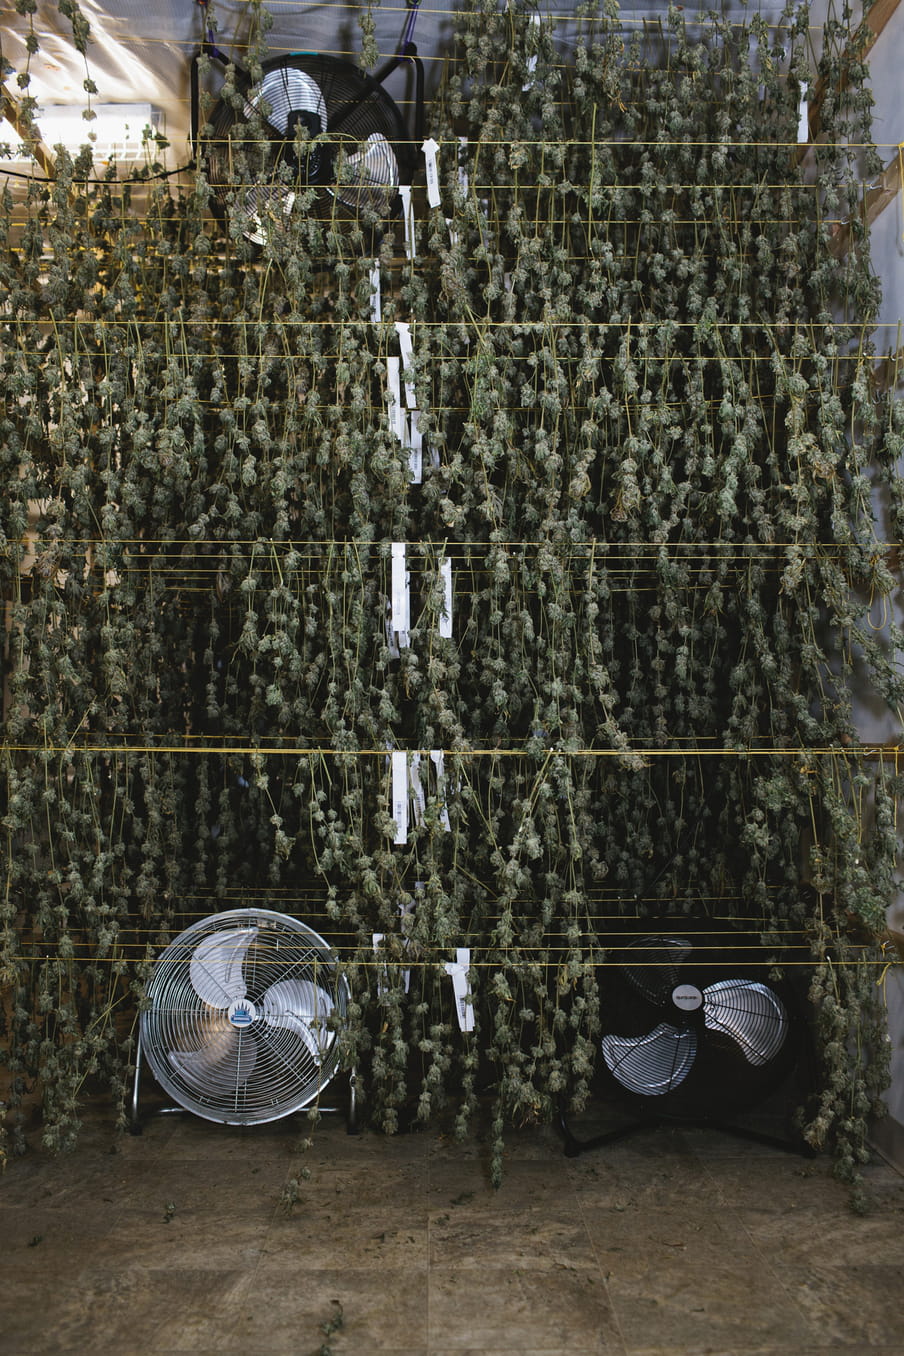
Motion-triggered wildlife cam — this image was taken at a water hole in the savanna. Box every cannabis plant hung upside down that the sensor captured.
[0,0,901,1185]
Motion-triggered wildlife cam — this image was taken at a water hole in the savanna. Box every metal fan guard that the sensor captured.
[204,53,414,241]
[140,908,348,1125]
[598,927,794,1108]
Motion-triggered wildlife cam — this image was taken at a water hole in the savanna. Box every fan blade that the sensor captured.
[189,928,256,1008]
[260,978,337,1063]
[246,68,328,139]
[333,133,399,215]
[621,935,693,1006]
[169,1020,257,1094]
[602,1022,697,1096]
[703,979,789,1066]
[242,184,296,246]
[343,133,398,187]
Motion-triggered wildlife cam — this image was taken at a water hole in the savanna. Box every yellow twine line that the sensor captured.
[2,742,897,758]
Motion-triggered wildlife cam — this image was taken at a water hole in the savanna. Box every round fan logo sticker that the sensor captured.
[672,984,703,1012]
[228,1000,257,1028]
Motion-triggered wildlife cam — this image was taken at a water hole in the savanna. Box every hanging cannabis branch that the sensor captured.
[1,0,901,1181]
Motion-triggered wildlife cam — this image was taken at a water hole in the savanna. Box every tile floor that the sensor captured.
[3,1086,904,1355]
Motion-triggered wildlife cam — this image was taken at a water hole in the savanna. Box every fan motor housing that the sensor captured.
[671,983,704,1013]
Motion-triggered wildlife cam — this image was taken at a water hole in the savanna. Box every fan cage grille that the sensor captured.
[141,908,348,1125]
[203,53,414,238]
[600,928,795,1107]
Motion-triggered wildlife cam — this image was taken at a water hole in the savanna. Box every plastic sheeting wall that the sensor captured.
[861,3,904,1137]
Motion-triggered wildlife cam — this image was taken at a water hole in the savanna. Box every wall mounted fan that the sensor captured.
[561,917,811,1156]
[193,5,424,245]
[133,908,350,1127]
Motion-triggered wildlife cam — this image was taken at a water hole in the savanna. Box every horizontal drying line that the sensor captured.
[11,954,882,968]
[6,539,894,552]
[3,743,895,757]
[7,322,871,335]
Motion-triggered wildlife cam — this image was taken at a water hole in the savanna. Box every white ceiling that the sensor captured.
[2,0,838,169]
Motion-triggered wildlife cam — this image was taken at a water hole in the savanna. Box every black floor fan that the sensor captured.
[561,916,816,1158]
[190,0,424,246]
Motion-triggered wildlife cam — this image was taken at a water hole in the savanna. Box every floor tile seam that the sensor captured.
[565,1160,631,1356]
[425,1132,436,1356]
[728,1205,831,1346]
[225,1182,292,1311]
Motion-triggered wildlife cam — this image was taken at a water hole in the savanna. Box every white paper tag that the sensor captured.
[369,259,381,323]
[458,136,469,195]
[399,183,414,259]
[390,541,410,647]
[438,557,453,638]
[386,357,405,444]
[445,948,475,1031]
[523,14,541,91]
[372,932,411,994]
[409,752,427,826]
[797,84,809,143]
[422,137,441,208]
[395,321,417,408]
[430,748,451,830]
[391,749,408,843]
[407,410,423,484]
[446,218,460,249]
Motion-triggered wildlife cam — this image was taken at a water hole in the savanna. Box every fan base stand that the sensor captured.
[129,1032,359,1135]
[558,1109,818,1160]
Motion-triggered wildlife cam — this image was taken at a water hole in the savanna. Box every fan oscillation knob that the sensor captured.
[228,999,258,1028]
[671,984,703,1012]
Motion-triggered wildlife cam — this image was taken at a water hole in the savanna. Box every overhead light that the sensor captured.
[1,103,162,163]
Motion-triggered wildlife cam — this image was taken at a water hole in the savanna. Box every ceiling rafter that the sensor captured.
[1,82,56,176]
[827,142,902,258]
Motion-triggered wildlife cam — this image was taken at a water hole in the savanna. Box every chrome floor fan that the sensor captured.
[131,908,354,1129]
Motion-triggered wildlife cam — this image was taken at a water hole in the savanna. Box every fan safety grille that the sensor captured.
[140,909,348,1125]
[204,53,413,244]
[601,930,793,1102]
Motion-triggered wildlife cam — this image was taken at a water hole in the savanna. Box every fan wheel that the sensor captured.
[597,919,800,1120]
[203,53,415,244]
[140,908,348,1125]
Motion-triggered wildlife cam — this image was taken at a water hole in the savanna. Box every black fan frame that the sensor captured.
[594,918,803,1122]
[191,36,423,243]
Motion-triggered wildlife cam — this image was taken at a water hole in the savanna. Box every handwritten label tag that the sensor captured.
[438,557,453,638]
[458,136,469,195]
[391,749,408,843]
[409,752,427,825]
[386,357,405,444]
[422,137,441,208]
[407,410,423,484]
[399,184,414,259]
[395,321,417,408]
[369,259,381,322]
[444,948,475,1031]
[390,542,410,648]
[523,14,541,91]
